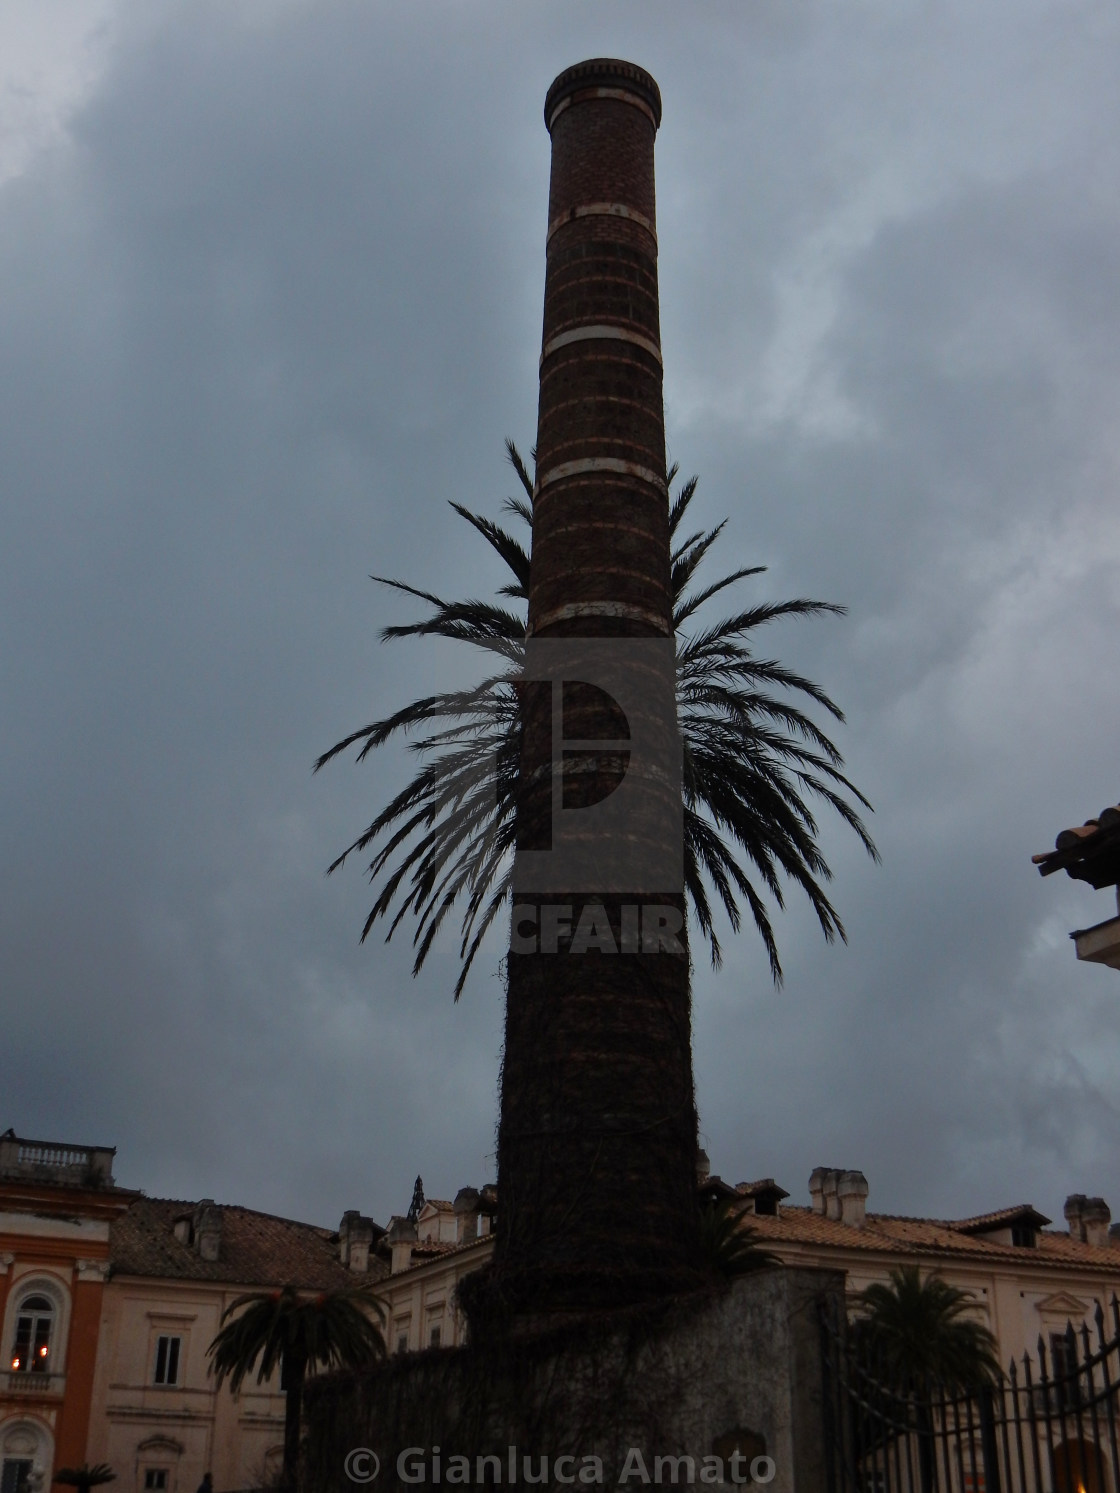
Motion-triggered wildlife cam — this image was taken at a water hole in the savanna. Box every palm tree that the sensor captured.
[697,1199,779,1279]
[854,1265,1001,1390]
[316,444,877,999]
[854,1265,1001,1492]
[52,1469,116,1493]
[207,1284,385,1492]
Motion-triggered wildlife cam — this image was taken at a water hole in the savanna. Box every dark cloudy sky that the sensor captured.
[3,0,1120,1234]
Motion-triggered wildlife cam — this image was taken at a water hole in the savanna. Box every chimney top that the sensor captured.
[386,1214,417,1275]
[544,58,662,133]
[193,1200,222,1262]
[339,1211,376,1272]
[809,1167,868,1227]
[1066,1193,1111,1247]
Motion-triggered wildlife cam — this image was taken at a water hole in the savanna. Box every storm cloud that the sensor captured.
[3,0,1120,1231]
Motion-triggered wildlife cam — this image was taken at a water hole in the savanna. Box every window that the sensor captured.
[1010,1223,1036,1248]
[429,1325,441,1348]
[1,1462,33,1493]
[143,1473,168,1492]
[396,1334,408,1355]
[10,1295,54,1373]
[153,1335,181,1386]
[1050,1330,1077,1379]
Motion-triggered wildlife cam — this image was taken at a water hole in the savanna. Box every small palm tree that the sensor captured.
[854,1265,1001,1493]
[854,1265,1001,1390]
[53,1470,116,1493]
[316,443,877,997]
[207,1284,385,1492]
[697,1199,779,1279]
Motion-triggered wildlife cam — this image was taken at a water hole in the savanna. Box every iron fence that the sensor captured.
[821,1294,1120,1493]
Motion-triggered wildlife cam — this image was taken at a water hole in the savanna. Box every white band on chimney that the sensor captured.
[528,600,670,636]
[548,88,659,132]
[540,324,663,368]
[547,203,657,245]
[535,457,667,495]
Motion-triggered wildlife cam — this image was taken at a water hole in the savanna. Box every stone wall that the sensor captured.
[303,1267,844,1493]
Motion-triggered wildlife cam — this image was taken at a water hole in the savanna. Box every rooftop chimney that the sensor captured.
[387,1215,417,1274]
[1065,1193,1111,1249]
[810,1167,868,1227]
[809,1167,828,1215]
[339,1210,375,1272]
[837,1170,869,1228]
[193,1200,221,1262]
[453,1188,481,1244]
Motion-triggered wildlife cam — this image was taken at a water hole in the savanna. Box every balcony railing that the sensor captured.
[0,1132,115,1187]
[1,1371,66,1396]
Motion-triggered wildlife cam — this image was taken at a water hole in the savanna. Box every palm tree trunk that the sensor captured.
[491,60,704,1321]
[280,1350,307,1493]
[915,1398,936,1493]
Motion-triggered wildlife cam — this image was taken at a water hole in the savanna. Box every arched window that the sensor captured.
[9,1296,54,1374]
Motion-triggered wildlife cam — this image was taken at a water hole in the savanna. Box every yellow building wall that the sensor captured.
[88,1279,286,1493]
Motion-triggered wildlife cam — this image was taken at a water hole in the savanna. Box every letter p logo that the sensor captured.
[512,638,682,895]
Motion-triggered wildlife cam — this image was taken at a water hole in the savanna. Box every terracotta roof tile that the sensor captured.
[952,1204,1052,1234]
[393,1235,493,1275]
[736,1177,791,1201]
[110,1197,388,1290]
[746,1205,1118,1272]
[1034,804,1120,884]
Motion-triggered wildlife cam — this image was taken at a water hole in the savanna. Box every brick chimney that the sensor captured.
[493,58,703,1317]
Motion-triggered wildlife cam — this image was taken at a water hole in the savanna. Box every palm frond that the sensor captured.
[697,1198,779,1278]
[54,1468,117,1490]
[853,1265,1001,1391]
[207,1283,385,1394]
[320,442,876,995]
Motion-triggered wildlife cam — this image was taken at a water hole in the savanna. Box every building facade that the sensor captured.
[88,1199,386,1493]
[2,1134,388,1493]
[0,1132,137,1493]
[376,1162,1120,1383]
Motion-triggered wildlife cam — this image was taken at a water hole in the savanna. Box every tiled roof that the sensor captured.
[110,1197,388,1290]
[747,1205,1117,1272]
[392,1235,493,1275]
[953,1204,1052,1234]
[1034,804,1120,887]
[736,1177,791,1201]
[697,1176,739,1202]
